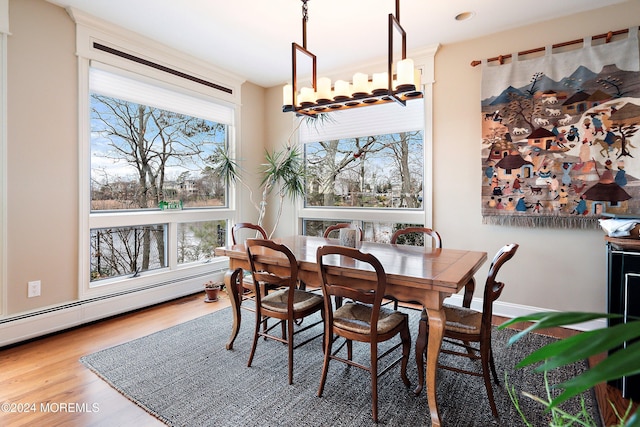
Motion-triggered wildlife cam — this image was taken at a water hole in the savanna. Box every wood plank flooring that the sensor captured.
[0,293,636,426]
[0,293,229,427]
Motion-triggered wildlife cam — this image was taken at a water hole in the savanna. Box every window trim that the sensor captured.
[0,0,8,315]
[71,8,244,298]
[296,44,438,231]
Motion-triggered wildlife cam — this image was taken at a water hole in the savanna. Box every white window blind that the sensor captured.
[299,99,424,143]
[90,62,234,125]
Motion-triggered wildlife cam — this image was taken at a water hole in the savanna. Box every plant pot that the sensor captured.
[204,287,220,303]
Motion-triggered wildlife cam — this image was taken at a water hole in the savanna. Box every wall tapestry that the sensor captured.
[481,27,640,228]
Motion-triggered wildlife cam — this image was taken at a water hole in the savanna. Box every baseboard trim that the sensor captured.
[447,294,607,331]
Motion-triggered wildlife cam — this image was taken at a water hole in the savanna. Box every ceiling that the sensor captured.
[47,0,627,88]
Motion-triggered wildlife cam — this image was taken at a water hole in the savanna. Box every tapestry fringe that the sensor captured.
[482,215,600,229]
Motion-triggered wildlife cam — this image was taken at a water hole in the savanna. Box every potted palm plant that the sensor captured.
[207,117,321,238]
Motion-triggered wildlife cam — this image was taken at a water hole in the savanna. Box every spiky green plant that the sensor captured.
[207,114,327,237]
[259,145,306,238]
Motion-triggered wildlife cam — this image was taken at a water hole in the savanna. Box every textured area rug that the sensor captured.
[80,307,600,426]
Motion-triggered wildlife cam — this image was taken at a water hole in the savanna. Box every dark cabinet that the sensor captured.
[606,239,640,401]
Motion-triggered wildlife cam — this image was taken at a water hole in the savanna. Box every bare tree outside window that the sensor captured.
[90,225,166,281]
[304,131,423,209]
[90,94,227,211]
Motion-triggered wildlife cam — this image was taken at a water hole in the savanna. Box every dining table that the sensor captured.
[214,234,487,427]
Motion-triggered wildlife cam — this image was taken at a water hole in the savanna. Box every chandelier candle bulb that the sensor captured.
[396,58,415,89]
[352,72,369,96]
[334,80,351,100]
[372,72,388,93]
[316,77,332,102]
[298,86,315,105]
[282,84,293,106]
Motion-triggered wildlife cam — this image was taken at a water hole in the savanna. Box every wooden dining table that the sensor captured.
[214,235,487,426]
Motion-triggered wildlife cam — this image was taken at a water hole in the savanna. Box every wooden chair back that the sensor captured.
[391,227,442,248]
[316,245,387,336]
[323,223,364,241]
[232,222,267,245]
[246,238,298,301]
[479,243,519,334]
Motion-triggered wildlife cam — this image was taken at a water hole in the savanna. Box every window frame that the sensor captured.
[296,46,438,232]
[72,9,244,297]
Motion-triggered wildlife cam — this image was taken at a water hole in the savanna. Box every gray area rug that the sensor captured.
[80,306,600,426]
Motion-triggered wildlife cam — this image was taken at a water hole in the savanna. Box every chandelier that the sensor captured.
[282,0,422,117]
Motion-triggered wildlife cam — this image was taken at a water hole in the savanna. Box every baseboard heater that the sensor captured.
[0,268,227,347]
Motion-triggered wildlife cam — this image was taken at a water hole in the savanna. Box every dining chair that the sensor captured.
[228,223,271,314]
[323,223,364,241]
[246,238,324,385]
[316,245,411,423]
[391,226,477,373]
[414,243,519,418]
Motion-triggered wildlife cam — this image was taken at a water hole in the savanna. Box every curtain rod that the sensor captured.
[470,28,632,67]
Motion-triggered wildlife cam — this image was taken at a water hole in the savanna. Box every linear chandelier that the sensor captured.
[282,0,422,117]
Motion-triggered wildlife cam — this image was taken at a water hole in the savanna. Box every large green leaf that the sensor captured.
[549,339,640,407]
[500,311,620,346]
[515,321,640,371]
[501,311,640,423]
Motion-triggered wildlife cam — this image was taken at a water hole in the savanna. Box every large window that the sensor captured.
[90,95,227,211]
[87,64,234,285]
[299,100,427,242]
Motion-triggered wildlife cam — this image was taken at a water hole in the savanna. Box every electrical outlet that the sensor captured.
[28,280,41,298]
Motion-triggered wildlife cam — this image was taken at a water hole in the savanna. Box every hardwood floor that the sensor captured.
[0,294,636,426]
[0,293,230,427]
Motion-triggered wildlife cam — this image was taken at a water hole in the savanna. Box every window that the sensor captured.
[299,100,427,242]
[87,64,234,284]
[72,12,243,297]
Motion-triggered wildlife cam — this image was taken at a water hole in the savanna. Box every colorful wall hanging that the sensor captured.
[481,27,640,228]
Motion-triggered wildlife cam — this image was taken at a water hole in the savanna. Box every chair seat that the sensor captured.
[420,304,482,334]
[262,288,323,314]
[335,302,407,335]
[443,304,482,334]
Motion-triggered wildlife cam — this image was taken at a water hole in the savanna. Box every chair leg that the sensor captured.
[481,341,499,418]
[371,342,379,423]
[247,308,262,368]
[489,345,500,385]
[400,323,411,387]
[414,317,428,395]
[347,339,353,361]
[462,278,475,308]
[317,330,333,397]
[288,317,294,385]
